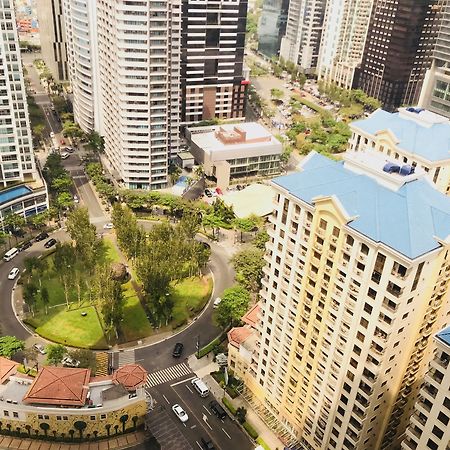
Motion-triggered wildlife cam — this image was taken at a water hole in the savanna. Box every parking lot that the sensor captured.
[149,376,253,450]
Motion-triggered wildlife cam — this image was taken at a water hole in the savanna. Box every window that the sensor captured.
[3,411,8,417]
[438,411,449,425]
[90,415,96,421]
[426,438,438,450]
[432,425,443,439]
[13,412,18,418]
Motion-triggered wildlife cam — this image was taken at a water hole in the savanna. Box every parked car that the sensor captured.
[172,342,184,358]
[172,404,188,423]
[200,438,216,450]
[35,232,49,242]
[33,343,46,355]
[213,297,221,309]
[103,222,114,229]
[19,241,32,251]
[215,187,223,195]
[44,238,57,248]
[50,131,55,138]
[73,195,79,203]
[60,139,65,145]
[62,356,80,368]
[209,400,227,420]
[204,188,213,197]
[7,267,20,280]
[60,152,70,159]
[65,147,74,153]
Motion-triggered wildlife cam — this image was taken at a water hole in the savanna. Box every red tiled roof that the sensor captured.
[23,366,91,406]
[113,364,147,391]
[228,327,252,348]
[0,357,18,384]
[242,303,260,328]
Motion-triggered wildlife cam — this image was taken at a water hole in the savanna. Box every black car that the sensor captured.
[204,189,213,197]
[44,238,57,249]
[200,438,216,450]
[209,400,227,420]
[35,232,49,242]
[172,342,184,358]
[19,241,32,252]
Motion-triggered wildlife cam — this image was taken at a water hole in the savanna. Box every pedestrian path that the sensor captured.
[118,349,136,367]
[145,362,192,388]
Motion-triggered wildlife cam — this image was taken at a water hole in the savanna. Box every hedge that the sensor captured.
[196,331,227,358]
[221,396,237,415]
[256,437,271,450]
[243,421,259,440]
[292,95,331,118]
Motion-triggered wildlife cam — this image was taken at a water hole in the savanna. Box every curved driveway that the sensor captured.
[0,229,234,373]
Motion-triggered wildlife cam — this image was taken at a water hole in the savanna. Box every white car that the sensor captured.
[73,195,79,203]
[50,131,55,138]
[62,356,80,368]
[172,404,188,423]
[33,343,46,355]
[7,267,20,280]
[60,152,69,159]
[213,297,222,308]
[103,222,114,230]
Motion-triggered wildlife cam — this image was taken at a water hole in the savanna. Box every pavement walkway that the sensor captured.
[188,355,284,450]
[0,430,150,450]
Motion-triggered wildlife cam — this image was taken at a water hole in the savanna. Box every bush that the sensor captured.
[243,421,259,439]
[197,334,227,358]
[256,437,271,450]
[221,396,237,415]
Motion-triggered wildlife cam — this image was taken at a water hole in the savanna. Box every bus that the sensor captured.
[3,247,18,262]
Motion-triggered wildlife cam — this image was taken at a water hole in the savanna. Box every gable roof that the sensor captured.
[23,366,90,406]
[352,109,450,162]
[0,357,18,384]
[273,153,450,259]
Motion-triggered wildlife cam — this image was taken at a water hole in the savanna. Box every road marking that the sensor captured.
[183,422,186,427]
[190,425,196,429]
[202,405,212,416]
[170,375,196,387]
[222,427,232,440]
[202,414,213,430]
[196,442,202,449]
[185,384,193,393]
[162,394,170,404]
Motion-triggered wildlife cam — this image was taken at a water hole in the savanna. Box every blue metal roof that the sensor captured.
[436,326,450,348]
[273,153,450,259]
[352,109,450,162]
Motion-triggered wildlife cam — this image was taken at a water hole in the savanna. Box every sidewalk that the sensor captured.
[188,355,284,450]
[0,430,150,450]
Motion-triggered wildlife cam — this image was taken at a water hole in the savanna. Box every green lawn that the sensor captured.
[25,305,108,349]
[171,276,213,328]
[103,235,122,263]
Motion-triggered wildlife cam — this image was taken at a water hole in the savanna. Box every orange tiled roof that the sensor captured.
[242,303,260,328]
[0,357,18,384]
[112,364,147,391]
[23,366,91,406]
[228,327,252,349]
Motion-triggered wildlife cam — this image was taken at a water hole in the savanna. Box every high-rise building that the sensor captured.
[279,0,326,73]
[401,326,450,450]
[356,0,440,111]
[180,0,248,124]
[317,0,374,90]
[62,0,99,133]
[37,0,68,81]
[234,150,450,449]
[258,0,290,59]
[419,1,450,117]
[0,0,48,220]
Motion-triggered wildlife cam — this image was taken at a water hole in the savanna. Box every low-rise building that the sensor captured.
[402,326,450,450]
[0,359,150,440]
[349,107,450,195]
[186,123,282,190]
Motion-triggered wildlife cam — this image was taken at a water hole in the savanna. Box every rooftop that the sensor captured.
[352,107,450,162]
[0,357,19,384]
[228,327,253,349]
[273,152,450,259]
[23,366,91,406]
[112,364,147,391]
[242,303,260,329]
[189,122,280,154]
[436,326,450,349]
[222,184,275,218]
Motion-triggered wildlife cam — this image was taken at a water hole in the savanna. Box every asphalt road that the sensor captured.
[148,378,252,450]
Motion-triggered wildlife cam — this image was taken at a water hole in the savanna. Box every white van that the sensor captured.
[3,247,18,262]
[191,377,209,397]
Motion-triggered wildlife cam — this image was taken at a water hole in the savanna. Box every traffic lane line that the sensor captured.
[222,427,232,439]
[170,384,224,450]
[202,405,212,416]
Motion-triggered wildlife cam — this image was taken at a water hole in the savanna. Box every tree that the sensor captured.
[68,349,96,372]
[252,230,269,250]
[22,347,38,367]
[231,247,265,292]
[233,216,259,243]
[23,282,38,316]
[57,192,74,210]
[32,124,45,142]
[216,285,251,328]
[66,208,100,271]
[236,406,247,424]
[0,336,25,358]
[53,243,76,307]
[41,286,50,314]
[3,213,26,238]
[86,131,105,155]
[51,175,72,193]
[168,164,182,185]
[46,343,66,365]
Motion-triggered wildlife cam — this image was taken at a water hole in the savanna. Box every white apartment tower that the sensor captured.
[239,151,450,450]
[402,326,450,450]
[279,0,326,73]
[0,0,37,185]
[62,0,99,132]
[63,0,181,190]
[317,0,374,89]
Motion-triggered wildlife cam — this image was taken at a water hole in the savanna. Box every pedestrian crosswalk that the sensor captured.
[145,363,192,388]
[118,349,135,367]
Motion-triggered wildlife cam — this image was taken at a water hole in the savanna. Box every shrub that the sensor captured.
[221,397,236,415]
[243,421,258,439]
[256,437,271,450]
